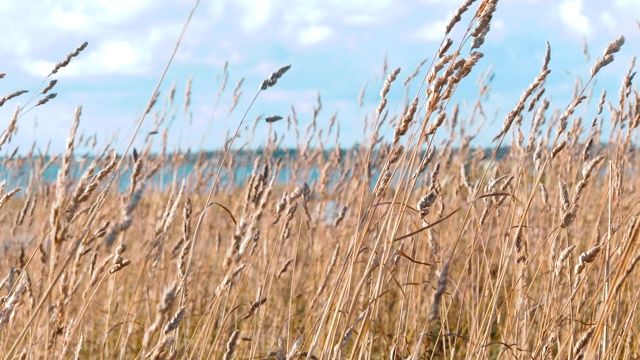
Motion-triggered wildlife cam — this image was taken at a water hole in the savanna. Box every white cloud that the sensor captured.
[559,0,590,34]
[298,25,333,45]
[490,19,506,40]
[284,2,325,24]
[206,0,227,21]
[238,0,273,31]
[615,0,640,7]
[281,0,395,29]
[599,12,616,30]
[48,0,154,32]
[254,61,283,77]
[330,0,392,11]
[0,0,168,76]
[342,14,377,25]
[87,40,149,74]
[22,60,53,76]
[413,20,447,42]
[23,40,151,77]
[50,8,91,31]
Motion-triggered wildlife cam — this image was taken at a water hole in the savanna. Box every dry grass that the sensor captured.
[1,0,640,358]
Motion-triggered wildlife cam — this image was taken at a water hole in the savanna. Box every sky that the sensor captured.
[0,0,639,155]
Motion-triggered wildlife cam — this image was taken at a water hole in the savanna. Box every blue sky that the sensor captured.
[0,0,639,154]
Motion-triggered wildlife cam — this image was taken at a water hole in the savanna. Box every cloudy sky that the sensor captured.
[0,0,638,154]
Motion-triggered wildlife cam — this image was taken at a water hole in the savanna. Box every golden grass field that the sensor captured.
[1,0,639,358]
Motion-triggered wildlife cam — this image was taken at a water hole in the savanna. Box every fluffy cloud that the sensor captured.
[559,0,590,34]
[237,0,273,32]
[0,0,183,77]
[413,20,448,42]
[298,25,333,45]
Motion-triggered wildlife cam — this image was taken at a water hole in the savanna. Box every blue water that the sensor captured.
[0,157,324,194]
